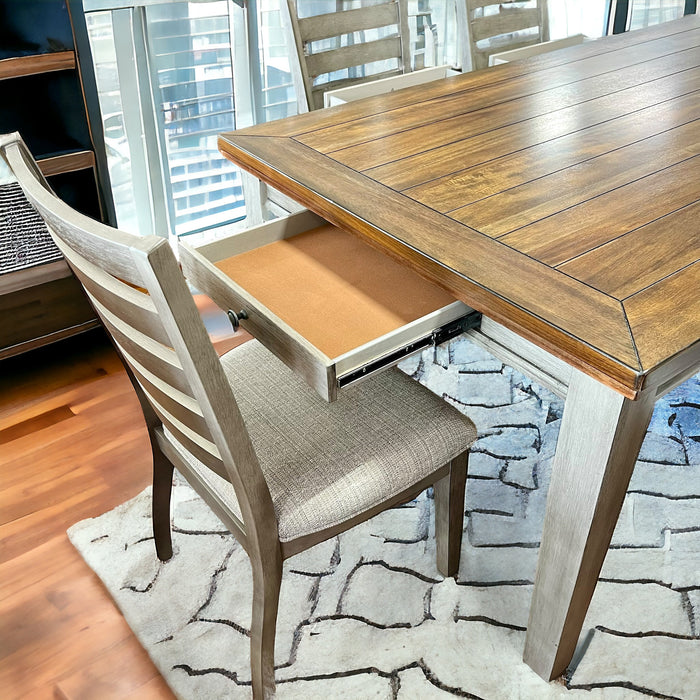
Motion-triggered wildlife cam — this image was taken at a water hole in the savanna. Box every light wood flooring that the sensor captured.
[0,297,250,699]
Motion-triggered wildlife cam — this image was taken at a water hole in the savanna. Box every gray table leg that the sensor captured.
[523,369,657,680]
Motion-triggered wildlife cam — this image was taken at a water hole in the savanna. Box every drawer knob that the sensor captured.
[227,309,249,331]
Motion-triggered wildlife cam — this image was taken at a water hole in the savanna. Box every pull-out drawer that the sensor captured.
[179,210,480,401]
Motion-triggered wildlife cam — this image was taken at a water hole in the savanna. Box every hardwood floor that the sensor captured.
[0,297,251,699]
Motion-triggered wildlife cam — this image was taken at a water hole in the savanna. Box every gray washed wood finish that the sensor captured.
[67,340,700,698]
[285,0,412,111]
[458,0,550,71]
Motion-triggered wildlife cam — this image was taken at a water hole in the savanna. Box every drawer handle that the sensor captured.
[227,308,249,331]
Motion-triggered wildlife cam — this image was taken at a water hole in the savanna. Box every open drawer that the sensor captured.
[179,210,480,401]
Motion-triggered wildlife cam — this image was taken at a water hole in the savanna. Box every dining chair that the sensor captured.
[246,0,414,225]
[457,0,550,71]
[284,0,412,112]
[2,131,478,699]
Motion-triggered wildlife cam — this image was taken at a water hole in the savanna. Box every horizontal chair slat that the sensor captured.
[90,296,192,398]
[128,356,212,441]
[298,3,399,42]
[311,68,404,105]
[471,8,541,42]
[475,35,542,58]
[151,400,229,481]
[306,36,402,78]
[469,0,532,9]
[60,243,172,347]
[155,429,247,546]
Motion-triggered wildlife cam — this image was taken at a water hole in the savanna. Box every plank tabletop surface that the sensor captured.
[219,15,700,398]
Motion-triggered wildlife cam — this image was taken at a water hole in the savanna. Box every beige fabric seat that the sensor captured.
[2,131,478,700]
[169,339,476,542]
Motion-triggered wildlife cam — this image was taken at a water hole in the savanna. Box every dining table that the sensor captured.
[216,14,700,682]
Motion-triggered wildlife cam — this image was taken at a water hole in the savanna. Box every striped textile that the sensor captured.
[0,182,62,275]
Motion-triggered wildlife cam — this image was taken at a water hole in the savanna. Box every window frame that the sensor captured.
[83,0,268,242]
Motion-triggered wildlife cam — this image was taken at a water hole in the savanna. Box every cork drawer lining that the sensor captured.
[214,222,457,359]
[180,210,473,401]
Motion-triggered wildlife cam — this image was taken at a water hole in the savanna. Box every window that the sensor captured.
[547,0,609,40]
[628,0,688,29]
[84,0,298,242]
[607,0,693,34]
[85,0,462,241]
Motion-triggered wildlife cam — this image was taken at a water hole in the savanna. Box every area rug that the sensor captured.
[68,337,700,699]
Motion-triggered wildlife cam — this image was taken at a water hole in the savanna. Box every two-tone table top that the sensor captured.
[219,14,700,400]
[219,16,700,398]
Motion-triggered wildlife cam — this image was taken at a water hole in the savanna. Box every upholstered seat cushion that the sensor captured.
[168,339,476,542]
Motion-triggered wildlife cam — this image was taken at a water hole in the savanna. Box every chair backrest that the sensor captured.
[458,0,549,71]
[0,132,275,552]
[285,0,411,111]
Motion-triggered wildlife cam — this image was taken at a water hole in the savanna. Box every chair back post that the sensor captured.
[540,0,550,41]
[131,240,282,563]
[286,0,411,111]
[283,0,315,113]
[456,0,471,71]
[396,0,412,71]
[0,132,280,563]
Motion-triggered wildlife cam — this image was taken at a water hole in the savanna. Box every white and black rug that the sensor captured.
[68,338,700,699]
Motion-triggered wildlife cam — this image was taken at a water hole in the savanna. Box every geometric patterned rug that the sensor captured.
[67,336,700,699]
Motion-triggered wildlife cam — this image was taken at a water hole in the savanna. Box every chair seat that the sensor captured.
[167,339,476,542]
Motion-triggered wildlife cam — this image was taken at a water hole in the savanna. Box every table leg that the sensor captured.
[523,369,656,681]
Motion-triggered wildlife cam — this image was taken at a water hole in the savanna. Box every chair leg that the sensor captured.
[151,437,175,562]
[105,339,174,561]
[433,451,469,578]
[250,554,283,699]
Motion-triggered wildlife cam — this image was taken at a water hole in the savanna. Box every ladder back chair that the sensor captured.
[247,0,413,226]
[285,0,412,111]
[1,132,477,698]
[457,0,550,71]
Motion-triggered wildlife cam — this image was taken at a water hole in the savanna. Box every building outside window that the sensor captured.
[627,0,688,29]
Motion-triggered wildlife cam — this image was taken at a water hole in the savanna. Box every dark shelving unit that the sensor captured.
[0,0,112,359]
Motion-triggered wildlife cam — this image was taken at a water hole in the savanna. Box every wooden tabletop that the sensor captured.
[219,15,700,399]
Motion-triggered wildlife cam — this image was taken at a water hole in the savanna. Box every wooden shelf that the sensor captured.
[0,51,75,80]
[0,0,107,358]
[0,260,70,296]
[0,319,100,361]
[0,273,98,359]
[38,150,95,177]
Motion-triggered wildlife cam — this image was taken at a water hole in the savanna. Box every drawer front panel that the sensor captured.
[180,241,337,401]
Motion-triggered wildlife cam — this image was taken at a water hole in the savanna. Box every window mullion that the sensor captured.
[111,8,169,237]
[134,5,177,239]
[231,0,256,128]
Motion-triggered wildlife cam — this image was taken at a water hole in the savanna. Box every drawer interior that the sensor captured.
[214,222,457,360]
[181,211,479,400]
